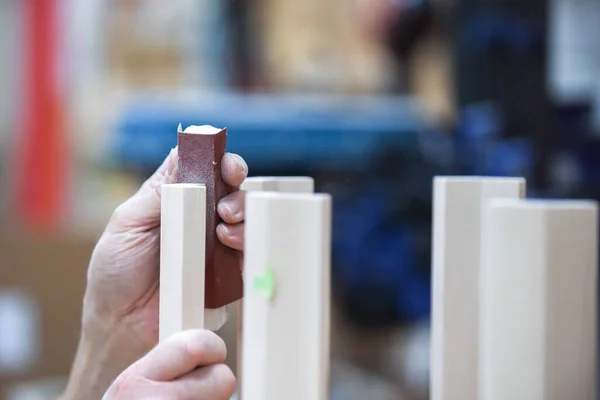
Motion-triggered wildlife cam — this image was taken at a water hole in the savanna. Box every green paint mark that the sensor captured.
[253,268,275,300]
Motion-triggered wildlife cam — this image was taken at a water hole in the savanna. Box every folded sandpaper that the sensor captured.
[177,124,243,309]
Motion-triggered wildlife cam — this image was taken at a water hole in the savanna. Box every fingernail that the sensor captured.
[218,200,239,219]
[234,154,248,175]
[216,223,229,240]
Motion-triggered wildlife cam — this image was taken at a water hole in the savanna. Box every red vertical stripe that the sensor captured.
[16,0,67,230]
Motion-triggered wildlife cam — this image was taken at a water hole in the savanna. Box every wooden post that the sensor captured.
[241,191,331,400]
[270,177,314,193]
[431,177,525,400]
[159,183,207,342]
[240,177,279,192]
[233,177,315,398]
[240,176,314,193]
[480,199,598,400]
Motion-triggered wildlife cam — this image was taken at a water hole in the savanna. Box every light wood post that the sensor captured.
[159,183,207,341]
[480,199,598,400]
[241,191,331,400]
[431,177,525,400]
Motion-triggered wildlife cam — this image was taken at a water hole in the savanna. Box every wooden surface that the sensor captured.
[239,177,279,192]
[430,176,525,400]
[231,176,314,398]
[159,184,206,342]
[480,199,598,400]
[240,176,314,193]
[268,177,314,193]
[241,191,331,400]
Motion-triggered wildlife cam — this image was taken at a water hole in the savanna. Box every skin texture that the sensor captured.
[58,148,248,400]
[102,330,236,400]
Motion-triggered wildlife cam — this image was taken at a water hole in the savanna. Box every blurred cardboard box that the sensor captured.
[257,0,396,93]
[106,1,186,91]
[104,0,224,92]
[0,231,93,399]
[409,30,455,123]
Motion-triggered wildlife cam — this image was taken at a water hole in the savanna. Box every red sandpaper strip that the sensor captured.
[177,124,243,309]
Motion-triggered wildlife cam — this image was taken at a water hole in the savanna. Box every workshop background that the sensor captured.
[0,0,599,399]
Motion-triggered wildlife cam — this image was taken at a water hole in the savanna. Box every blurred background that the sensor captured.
[1,0,599,399]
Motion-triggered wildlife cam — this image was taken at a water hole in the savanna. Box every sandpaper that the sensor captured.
[177,124,243,309]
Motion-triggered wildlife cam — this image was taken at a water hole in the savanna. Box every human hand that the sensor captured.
[102,330,236,400]
[59,148,247,399]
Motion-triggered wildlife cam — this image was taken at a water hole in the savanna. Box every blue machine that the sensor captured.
[110,93,428,171]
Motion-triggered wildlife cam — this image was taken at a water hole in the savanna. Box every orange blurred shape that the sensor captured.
[14,0,67,232]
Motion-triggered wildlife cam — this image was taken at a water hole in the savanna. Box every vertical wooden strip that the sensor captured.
[271,177,315,193]
[240,176,314,193]
[159,183,207,342]
[240,177,279,192]
[242,192,330,400]
[234,176,314,399]
[431,176,525,400]
[480,199,598,400]
[233,177,278,397]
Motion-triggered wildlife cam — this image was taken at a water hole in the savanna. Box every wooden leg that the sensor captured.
[431,177,525,400]
[242,191,331,400]
[480,199,598,400]
[234,176,315,399]
[240,177,280,192]
[270,177,314,193]
[239,176,314,193]
[159,183,207,342]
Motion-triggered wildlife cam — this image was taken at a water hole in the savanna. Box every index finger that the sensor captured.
[221,153,248,188]
[137,330,227,381]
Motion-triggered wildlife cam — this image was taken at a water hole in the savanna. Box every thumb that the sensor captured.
[137,330,227,381]
[107,147,178,233]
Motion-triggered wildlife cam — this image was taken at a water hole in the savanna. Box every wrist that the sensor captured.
[59,312,147,400]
